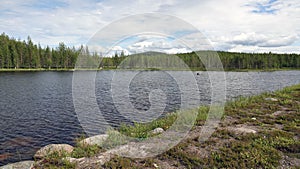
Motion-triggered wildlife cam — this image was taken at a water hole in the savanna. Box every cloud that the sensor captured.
[0,0,299,53]
[165,48,192,54]
[231,32,267,46]
[89,45,131,57]
[130,41,154,49]
[228,45,300,54]
[125,35,194,54]
[110,46,131,56]
[229,32,297,47]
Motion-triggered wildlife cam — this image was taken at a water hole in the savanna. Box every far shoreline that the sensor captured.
[0,68,299,72]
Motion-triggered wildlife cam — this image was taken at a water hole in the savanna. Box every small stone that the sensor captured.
[153,163,159,168]
[0,160,34,169]
[79,134,109,147]
[265,98,278,102]
[69,153,114,168]
[236,127,257,134]
[251,117,256,120]
[34,144,74,159]
[227,126,257,134]
[272,111,283,116]
[151,128,164,135]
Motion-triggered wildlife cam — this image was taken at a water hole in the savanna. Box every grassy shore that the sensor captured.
[34,84,300,168]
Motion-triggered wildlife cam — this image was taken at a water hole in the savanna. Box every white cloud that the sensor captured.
[228,32,298,47]
[0,0,299,53]
[87,45,131,57]
[130,41,153,49]
[125,35,193,54]
[165,48,191,54]
[111,46,131,55]
[229,45,300,54]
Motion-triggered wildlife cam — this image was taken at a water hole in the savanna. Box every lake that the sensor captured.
[0,70,299,165]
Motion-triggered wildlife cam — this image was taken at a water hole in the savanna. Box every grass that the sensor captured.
[33,84,300,168]
[34,151,76,169]
[118,113,178,139]
[71,144,103,159]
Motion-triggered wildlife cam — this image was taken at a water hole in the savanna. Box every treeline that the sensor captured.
[177,51,300,70]
[0,33,299,70]
[0,33,100,69]
[114,51,300,70]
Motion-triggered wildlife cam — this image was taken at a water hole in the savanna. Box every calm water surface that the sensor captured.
[0,70,299,165]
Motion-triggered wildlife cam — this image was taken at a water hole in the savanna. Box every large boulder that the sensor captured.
[34,144,74,159]
[0,161,34,169]
[79,134,109,147]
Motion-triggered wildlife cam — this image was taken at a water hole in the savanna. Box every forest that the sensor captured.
[0,33,299,70]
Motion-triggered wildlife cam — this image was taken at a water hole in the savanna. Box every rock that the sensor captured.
[227,126,257,134]
[63,157,78,163]
[34,144,74,159]
[235,127,257,134]
[251,117,257,120]
[79,134,108,147]
[265,98,278,102]
[65,153,114,168]
[0,160,34,169]
[272,111,283,116]
[151,128,164,135]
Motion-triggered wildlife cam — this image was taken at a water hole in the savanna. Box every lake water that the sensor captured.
[0,70,299,165]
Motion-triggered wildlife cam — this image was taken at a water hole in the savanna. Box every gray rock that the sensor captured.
[272,111,283,116]
[65,153,114,168]
[34,144,74,159]
[227,126,257,134]
[0,161,34,169]
[265,98,278,102]
[151,128,164,135]
[235,127,257,134]
[79,134,109,147]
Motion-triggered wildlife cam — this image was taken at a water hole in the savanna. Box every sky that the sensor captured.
[0,0,300,54]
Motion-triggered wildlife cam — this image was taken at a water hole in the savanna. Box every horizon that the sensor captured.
[1,0,299,54]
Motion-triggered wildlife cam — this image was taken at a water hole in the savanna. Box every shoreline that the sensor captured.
[0,68,299,72]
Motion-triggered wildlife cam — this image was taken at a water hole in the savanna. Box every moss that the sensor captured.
[102,157,138,169]
[71,144,102,158]
[160,142,204,169]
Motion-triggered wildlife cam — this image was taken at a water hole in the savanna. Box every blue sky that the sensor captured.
[251,0,279,14]
[0,0,299,54]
